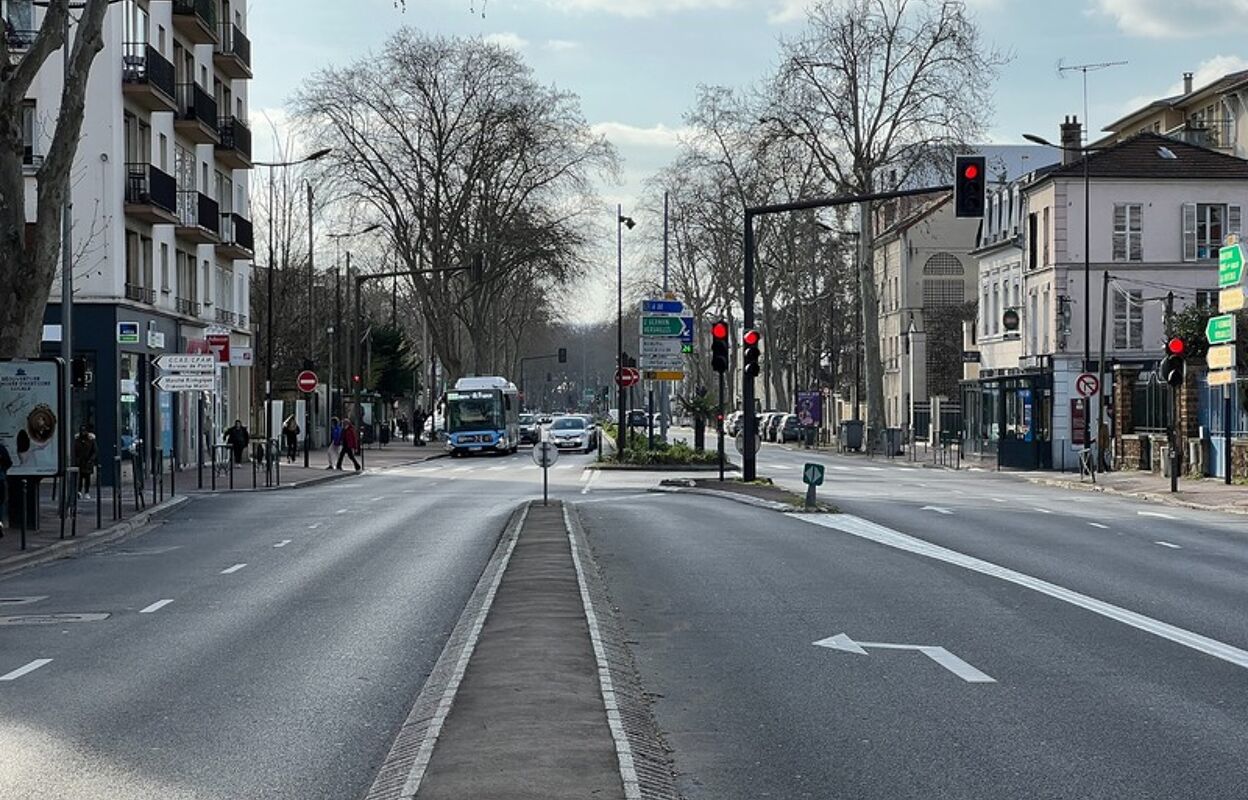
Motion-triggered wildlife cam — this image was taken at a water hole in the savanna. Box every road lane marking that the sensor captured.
[453,466,474,473]
[581,470,600,495]
[274,540,292,548]
[862,466,884,472]
[990,498,1006,503]
[1155,541,1182,549]
[1088,522,1109,529]
[370,496,386,501]
[798,514,1248,672]
[830,465,851,471]
[1139,511,1176,520]
[335,508,348,514]
[921,506,953,515]
[139,599,174,614]
[308,523,321,529]
[1033,508,1053,514]
[574,493,653,505]
[488,466,507,471]
[0,659,52,681]
[580,470,592,482]
[0,597,48,606]
[220,563,247,574]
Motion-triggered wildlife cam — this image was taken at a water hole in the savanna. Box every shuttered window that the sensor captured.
[1112,203,1142,261]
[1183,203,1243,261]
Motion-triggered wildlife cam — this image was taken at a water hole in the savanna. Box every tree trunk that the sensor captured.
[858,200,886,441]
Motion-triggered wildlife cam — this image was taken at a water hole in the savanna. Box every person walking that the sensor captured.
[327,417,341,470]
[413,407,426,447]
[336,418,361,471]
[0,439,11,537]
[224,419,250,466]
[73,425,97,499]
[282,416,300,464]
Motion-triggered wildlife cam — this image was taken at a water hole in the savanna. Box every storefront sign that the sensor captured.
[147,330,166,350]
[117,322,140,344]
[228,347,253,367]
[0,359,64,477]
[206,334,231,363]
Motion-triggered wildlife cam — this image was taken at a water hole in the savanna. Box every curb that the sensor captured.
[180,453,449,495]
[0,495,191,580]
[589,462,739,472]
[648,484,798,512]
[1021,475,1248,516]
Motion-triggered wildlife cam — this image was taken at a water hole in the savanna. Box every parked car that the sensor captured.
[765,412,785,442]
[549,415,592,452]
[575,414,600,449]
[519,413,542,445]
[780,413,802,443]
[727,411,744,436]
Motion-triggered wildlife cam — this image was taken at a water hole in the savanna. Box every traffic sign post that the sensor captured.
[1206,314,1237,345]
[532,440,559,506]
[297,370,318,393]
[802,462,825,509]
[640,316,685,337]
[1218,242,1244,288]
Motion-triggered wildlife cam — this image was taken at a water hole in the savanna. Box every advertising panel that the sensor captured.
[0,359,64,477]
[795,390,823,427]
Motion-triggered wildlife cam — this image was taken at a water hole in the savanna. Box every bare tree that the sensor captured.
[767,0,1005,436]
[0,0,109,357]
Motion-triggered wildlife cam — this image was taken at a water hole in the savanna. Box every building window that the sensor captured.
[1112,203,1143,261]
[20,99,35,165]
[160,243,170,293]
[1196,290,1214,307]
[1041,289,1051,353]
[1183,203,1242,261]
[1113,288,1144,349]
[1042,207,1050,267]
[202,259,211,306]
[991,283,1000,335]
[1028,212,1038,269]
[1028,291,1038,354]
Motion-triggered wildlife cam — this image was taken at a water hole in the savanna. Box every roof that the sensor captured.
[453,376,517,391]
[1102,68,1248,132]
[1031,132,1248,184]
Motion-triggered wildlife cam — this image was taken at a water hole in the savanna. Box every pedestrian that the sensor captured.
[282,416,300,463]
[0,439,10,538]
[73,424,97,500]
[224,419,250,465]
[336,418,361,471]
[327,416,341,470]
[413,407,426,447]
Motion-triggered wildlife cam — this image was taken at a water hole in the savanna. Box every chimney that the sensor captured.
[1183,72,1194,94]
[1059,115,1083,166]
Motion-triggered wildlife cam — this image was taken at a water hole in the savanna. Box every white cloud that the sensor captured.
[1092,0,1248,37]
[483,31,529,50]
[546,0,737,17]
[768,0,814,24]
[544,38,581,51]
[591,122,692,149]
[1121,54,1248,114]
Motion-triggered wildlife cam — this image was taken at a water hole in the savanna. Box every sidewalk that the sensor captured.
[1018,469,1248,515]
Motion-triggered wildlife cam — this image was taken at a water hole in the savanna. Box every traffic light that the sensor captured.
[1161,337,1186,387]
[742,329,761,378]
[954,155,986,218]
[352,374,362,385]
[558,347,567,363]
[711,320,729,373]
[71,357,87,389]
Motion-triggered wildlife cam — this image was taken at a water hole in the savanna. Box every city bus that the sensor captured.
[445,376,520,456]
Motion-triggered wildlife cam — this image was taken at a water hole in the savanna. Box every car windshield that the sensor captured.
[552,417,585,430]
[519,414,535,425]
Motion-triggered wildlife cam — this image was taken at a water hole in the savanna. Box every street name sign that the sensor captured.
[640,316,685,337]
[1206,314,1237,345]
[640,338,683,356]
[1208,344,1236,370]
[641,299,683,315]
[154,374,215,392]
[643,370,684,381]
[802,463,825,487]
[1208,368,1237,387]
[1219,242,1245,288]
[1220,286,1245,313]
[154,354,215,373]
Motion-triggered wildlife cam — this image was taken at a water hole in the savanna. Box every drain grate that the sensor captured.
[0,612,110,626]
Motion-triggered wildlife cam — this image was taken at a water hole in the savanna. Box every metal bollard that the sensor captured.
[114,457,122,521]
[96,464,102,529]
[19,478,28,551]
[253,452,258,489]
[229,450,234,490]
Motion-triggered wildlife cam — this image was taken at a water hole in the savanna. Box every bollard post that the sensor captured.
[275,440,281,487]
[114,457,122,520]
[253,450,258,488]
[96,464,102,529]
[229,449,234,490]
[210,442,217,491]
[70,476,78,538]
[19,479,28,551]
[170,449,176,497]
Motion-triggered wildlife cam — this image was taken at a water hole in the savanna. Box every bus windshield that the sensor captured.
[447,391,504,432]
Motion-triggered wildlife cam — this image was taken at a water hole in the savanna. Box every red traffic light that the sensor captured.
[963,163,979,180]
[352,374,362,384]
[1167,337,1185,356]
[743,329,761,347]
[711,321,729,340]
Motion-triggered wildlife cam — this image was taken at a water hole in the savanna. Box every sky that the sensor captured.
[245,0,1248,321]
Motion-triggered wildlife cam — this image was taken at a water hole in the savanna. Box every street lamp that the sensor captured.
[617,207,635,462]
[254,148,331,476]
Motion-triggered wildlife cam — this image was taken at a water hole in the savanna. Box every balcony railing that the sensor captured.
[216,116,252,165]
[214,23,251,76]
[176,191,220,235]
[121,43,176,102]
[219,212,254,252]
[237,314,248,328]
[214,308,238,325]
[175,297,202,317]
[5,27,36,50]
[125,283,156,304]
[176,82,219,135]
[172,0,217,41]
[125,163,178,214]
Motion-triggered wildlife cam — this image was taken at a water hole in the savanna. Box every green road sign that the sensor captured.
[1206,314,1237,345]
[640,316,685,337]
[1219,243,1244,288]
[802,462,825,487]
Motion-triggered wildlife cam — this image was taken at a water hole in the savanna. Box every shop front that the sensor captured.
[961,369,1052,470]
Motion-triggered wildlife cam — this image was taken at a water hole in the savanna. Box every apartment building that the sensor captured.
[14,0,254,475]
[1100,69,1248,159]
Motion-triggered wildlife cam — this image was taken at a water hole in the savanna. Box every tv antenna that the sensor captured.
[1057,60,1129,143]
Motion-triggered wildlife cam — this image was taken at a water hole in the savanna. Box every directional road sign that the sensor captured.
[1206,314,1237,345]
[641,299,683,315]
[297,370,318,393]
[154,374,215,392]
[680,317,694,343]
[640,316,685,337]
[1208,344,1236,370]
[154,354,215,373]
[640,338,683,356]
[1221,286,1245,313]
[1209,369,1238,387]
[643,370,684,381]
[1219,242,1245,288]
[802,463,825,487]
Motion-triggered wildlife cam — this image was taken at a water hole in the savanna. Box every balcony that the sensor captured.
[175,297,202,317]
[5,25,36,54]
[175,191,220,244]
[214,308,238,325]
[213,23,251,80]
[237,314,248,328]
[125,283,156,304]
[216,116,252,169]
[121,43,177,112]
[216,213,254,259]
[175,83,219,144]
[172,0,218,45]
[124,163,178,224]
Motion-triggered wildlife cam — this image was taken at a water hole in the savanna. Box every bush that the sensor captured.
[619,441,720,466]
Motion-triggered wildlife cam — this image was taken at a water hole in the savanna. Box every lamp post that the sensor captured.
[617,206,635,461]
[254,148,332,471]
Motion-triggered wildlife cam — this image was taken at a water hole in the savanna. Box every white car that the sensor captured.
[549,415,592,452]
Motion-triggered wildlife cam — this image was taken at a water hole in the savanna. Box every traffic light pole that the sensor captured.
[717,371,725,482]
[741,184,953,482]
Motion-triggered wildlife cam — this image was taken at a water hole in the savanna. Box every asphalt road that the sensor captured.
[578,438,1248,799]
[0,448,600,800]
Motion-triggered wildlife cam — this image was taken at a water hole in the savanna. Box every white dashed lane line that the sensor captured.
[1032,508,1053,514]
[1088,522,1109,529]
[1139,511,1177,520]
[1155,541,1182,550]
[220,563,247,575]
[273,540,292,548]
[139,599,174,614]
[335,509,348,515]
[0,659,53,681]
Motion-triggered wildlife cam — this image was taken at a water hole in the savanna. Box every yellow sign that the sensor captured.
[1208,369,1237,387]
[1208,344,1236,370]
[643,370,685,381]
[1220,286,1245,313]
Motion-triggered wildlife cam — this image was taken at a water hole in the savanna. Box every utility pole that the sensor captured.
[1165,291,1178,493]
[661,191,670,443]
[304,182,314,467]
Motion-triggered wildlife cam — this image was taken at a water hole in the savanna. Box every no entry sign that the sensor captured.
[297,370,319,393]
[615,367,640,388]
[1075,372,1100,398]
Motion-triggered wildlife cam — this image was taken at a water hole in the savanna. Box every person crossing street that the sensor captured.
[336,418,361,471]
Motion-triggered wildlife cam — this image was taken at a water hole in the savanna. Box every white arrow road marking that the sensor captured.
[813,633,995,683]
[1138,511,1176,520]
[139,599,174,614]
[0,659,53,681]
[220,563,247,575]
[1088,522,1109,529]
[797,513,1248,672]
[920,506,953,515]
[1155,541,1182,550]
[274,540,292,548]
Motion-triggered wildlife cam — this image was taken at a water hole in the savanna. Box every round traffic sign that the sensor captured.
[734,431,761,456]
[532,440,560,468]
[1075,372,1100,398]
[615,367,640,388]
[297,370,319,393]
